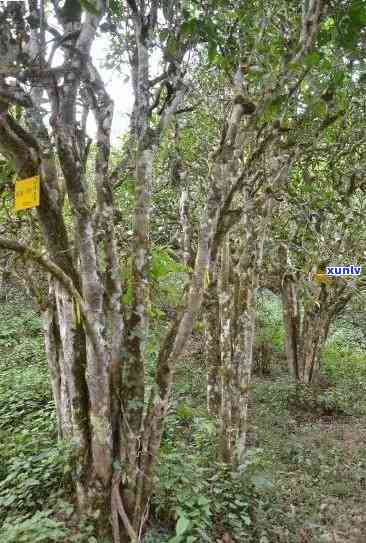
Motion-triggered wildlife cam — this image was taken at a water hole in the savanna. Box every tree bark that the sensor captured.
[281,277,347,385]
[281,275,300,380]
[42,283,72,440]
[204,257,221,416]
[219,235,234,462]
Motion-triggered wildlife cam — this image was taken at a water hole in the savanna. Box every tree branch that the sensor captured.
[0,238,100,355]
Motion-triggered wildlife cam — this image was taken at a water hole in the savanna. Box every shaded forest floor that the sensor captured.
[151,334,366,543]
[246,383,366,543]
[0,295,366,542]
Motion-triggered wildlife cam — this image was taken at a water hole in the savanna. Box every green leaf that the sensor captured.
[304,51,321,67]
[197,495,210,505]
[122,287,132,306]
[251,472,274,491]
[208,42,218,63]
[167,36,178,57]
[331,70,345,86]
[349,0,366,26]
[264,95,286,120]
[150,248,189,280]
[176,514,191,536]
[181,19,199,37]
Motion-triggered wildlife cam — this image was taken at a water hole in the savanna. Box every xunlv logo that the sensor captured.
[326,266,362,276]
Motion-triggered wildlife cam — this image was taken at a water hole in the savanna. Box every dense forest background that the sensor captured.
[0,0,366,542]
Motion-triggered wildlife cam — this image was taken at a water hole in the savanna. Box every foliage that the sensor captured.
[322,331,366,416]
[122,248,189,316]
[153,441,262,543]
[256,290,284,353]
[0,300,97,542]
[1,511,67,543]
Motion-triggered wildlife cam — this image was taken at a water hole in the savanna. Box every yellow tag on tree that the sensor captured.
[14,175,40,211]
[313,272,332,285]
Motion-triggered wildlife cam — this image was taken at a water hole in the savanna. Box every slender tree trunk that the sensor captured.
[204,256,221,416]
[219,235,234,462]
[42,286,71,440]
[281,276,300,380]
[298,306,330,384]
[234,280,257,466]
[232,192,269,467]
[179,188,192,266]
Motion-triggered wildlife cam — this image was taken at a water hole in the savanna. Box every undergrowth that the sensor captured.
[0,298,98,542]
[0,291,365,542]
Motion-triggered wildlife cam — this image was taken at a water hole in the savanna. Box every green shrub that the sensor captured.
[256,291,284,353]
[322,337,366,415]
[1,511,67,543]
[152,436,273,543]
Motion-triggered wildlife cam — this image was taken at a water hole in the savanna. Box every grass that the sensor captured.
[245,378,366,542]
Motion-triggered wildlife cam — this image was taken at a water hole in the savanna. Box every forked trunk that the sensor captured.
[281,280,331,385]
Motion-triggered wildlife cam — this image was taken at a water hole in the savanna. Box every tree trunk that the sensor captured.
[219,235,234,462]
[204,257,222,416]
[281,276,300,380]
[233,280,257,466]
[42,284,72,440]
[281,280,332,385]
[298,306,330,384]
[232,190,269,467]
[179,188,192,267]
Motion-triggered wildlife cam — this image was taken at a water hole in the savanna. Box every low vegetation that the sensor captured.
[1,290,365,543]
